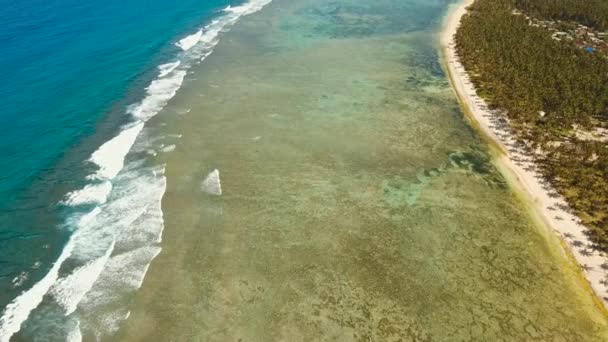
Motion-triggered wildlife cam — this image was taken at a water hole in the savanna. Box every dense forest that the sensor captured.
[455,0,608,249]
[516,0,608,30]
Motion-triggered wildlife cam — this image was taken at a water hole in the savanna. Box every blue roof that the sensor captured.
[585,47,595,52]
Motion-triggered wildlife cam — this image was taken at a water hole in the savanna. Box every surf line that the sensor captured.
[0,1,274,340]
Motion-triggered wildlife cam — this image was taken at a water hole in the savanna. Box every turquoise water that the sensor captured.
[0,0,233,197]
[2,0,608,340]
[121,0,608,340]
[0,0,267,340]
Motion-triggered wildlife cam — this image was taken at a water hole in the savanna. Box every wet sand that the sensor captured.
[117,0,608,340]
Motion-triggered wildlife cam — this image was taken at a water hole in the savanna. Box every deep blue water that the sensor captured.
[0,0,234,200]
[0,0,243,337]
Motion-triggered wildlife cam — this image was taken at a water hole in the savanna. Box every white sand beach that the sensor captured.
[441,0,608,309]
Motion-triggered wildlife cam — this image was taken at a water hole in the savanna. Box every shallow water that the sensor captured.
[116,0,608,340]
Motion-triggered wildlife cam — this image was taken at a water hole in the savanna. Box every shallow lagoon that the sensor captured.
[119,0,608,340]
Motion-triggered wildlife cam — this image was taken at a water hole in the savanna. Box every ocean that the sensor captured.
[0,0,272,340]
[1,0,608,340]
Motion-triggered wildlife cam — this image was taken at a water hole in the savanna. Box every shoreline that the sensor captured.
[120,0,608,338]
[440,0,608,310]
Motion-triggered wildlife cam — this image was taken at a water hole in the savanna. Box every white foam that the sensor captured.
[67,166,166,262]
[117,247,161,289]
[200,50,214,61]
[175,0,272,56]
[128,71,186,122]
[160,144,176,153]
[89,123,144,180]
[175,29,203,51]
[11,272,28,288]
[0,239,75,342]
[202,169,222,195]
[224,0,272,16]
[51,240,115,315]
[76,207,102,228]
[46,164,166,339]
[61,181,112,206]
[199,26,222,46]
[66,320,82,342]
[94,246,161,296]
[2,0,275,339]
[0,167,164,340]
[77,246,161,336]
[157,61,181,77]
[105,166,166,246]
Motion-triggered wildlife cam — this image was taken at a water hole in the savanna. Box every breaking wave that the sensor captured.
[158,61,181,77]
[0,0,273,340]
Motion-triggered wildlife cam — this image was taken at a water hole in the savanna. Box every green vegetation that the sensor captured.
[455,0,608,249]
[541,140,608,244]
[516,0,608,30]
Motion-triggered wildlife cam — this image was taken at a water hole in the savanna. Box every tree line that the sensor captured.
[455,0,608,250]
[516,0,608,31]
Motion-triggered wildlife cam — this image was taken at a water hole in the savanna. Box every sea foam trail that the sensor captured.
[1,0,274,340]
[0,238,75,342]
[53,164,166,339]
[160,144,176,153]
[70,166,167,262]
[61,181,112,206]
[225,0,273,15]
[175,29,203,51]
[128,71,187,122]
[175,0,273,54]
[202,169,222,195]
[50,240,115,315]
[158,61,181,77]
[78,246,162,337]
[88,122,144,181]
[66,320,82,342]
